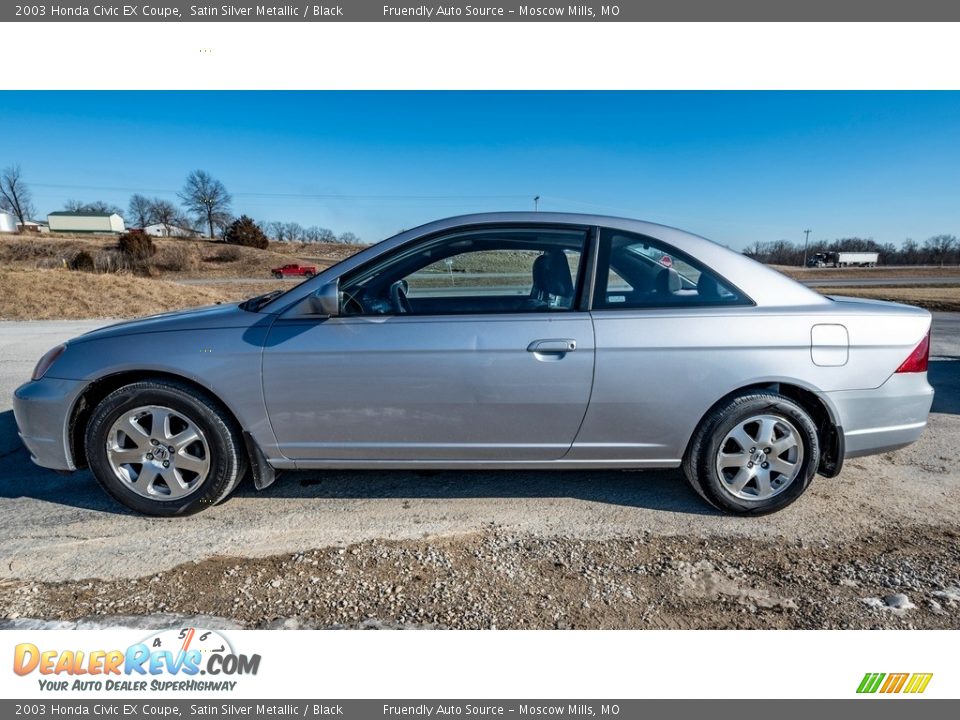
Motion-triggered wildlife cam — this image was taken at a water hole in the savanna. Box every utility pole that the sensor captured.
[533,195,540,212]
[802,229,812,268]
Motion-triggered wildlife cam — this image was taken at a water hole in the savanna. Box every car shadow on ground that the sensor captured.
[238,467,717,515]
[0,410,713,516]
[929,358,960,415]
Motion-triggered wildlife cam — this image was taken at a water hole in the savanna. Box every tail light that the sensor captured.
[895,330,930,374]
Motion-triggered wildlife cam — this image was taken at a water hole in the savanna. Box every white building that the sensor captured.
[18,219,50,234]
[47,211,125,234]
[143,223,196,238]
[0,210,18,233]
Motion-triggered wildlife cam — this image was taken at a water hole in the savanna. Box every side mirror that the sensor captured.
[310,279,340,316]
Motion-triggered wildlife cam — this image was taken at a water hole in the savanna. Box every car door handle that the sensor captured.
[527,339,577,353]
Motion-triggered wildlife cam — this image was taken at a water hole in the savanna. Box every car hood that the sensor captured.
[71,302,263,343]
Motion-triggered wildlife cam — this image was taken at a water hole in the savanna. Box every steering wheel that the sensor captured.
[389,279,411,314]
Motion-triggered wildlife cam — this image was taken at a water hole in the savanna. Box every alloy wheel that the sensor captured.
[714,414,804,500]
[105,405,210,499]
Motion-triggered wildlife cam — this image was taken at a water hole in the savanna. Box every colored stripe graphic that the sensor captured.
[903,673,933,694]
[880,673,909,693]
[857,672,932,694]
[857,673,885,693]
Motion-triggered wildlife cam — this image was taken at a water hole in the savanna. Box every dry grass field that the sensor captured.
[813,285,960,312]
[777,265,960,280]
[0,269,288,320]
[0,234,363,280]
[0,233,365,319]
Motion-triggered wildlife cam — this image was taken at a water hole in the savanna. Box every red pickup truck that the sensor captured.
[271,263,317,279]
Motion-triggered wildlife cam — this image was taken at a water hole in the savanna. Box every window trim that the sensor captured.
[591,227,755,311]
[336,222,596,319]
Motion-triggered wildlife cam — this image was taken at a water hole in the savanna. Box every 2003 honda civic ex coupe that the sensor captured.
[14,213,935,517]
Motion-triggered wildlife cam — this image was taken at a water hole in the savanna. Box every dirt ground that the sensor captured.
[2,524,958,630]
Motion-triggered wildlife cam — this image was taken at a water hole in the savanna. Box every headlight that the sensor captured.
[32,344,67,381]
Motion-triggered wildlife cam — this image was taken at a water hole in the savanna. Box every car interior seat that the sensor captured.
[529,250,575,309]
[697,273,722,301]
[654,266,681,299]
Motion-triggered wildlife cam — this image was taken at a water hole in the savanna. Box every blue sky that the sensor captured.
[1,91,958,249]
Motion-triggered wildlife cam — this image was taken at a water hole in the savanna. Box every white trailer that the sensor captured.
[833,251,879,267]
[47,211,125,234]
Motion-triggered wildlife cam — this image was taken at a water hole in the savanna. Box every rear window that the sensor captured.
[593,229,749,309]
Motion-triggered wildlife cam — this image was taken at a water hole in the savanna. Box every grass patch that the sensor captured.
[813,286,960,312]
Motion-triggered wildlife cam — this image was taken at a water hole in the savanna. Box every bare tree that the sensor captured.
[267,221,287,241]
[314,227,336,243]
[338,231,360,245]
[178,170,232,239]
[149,199,179,236]
[303,225,336,243]
[64,199,125,216]
[213,212,234,240]
[0,165,36,227]
[283,222,304,242]
[128,194,154,228]
[924,234,958,267]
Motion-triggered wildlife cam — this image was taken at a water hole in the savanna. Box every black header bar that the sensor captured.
[5,1,960,22]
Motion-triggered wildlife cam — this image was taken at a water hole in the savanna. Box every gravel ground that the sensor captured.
[1,524,958,630]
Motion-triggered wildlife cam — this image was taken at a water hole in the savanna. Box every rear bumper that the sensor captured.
[826,372,934,458]
[12,377,85,472]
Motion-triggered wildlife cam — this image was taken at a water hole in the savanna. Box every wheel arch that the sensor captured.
[68,370,248,471]
[683,380,844,478]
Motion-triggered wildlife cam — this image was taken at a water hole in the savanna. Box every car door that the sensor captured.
[261,225,596,463]
[570,227,754,463]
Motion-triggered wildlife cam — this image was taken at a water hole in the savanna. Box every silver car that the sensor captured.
[13,213,934,516]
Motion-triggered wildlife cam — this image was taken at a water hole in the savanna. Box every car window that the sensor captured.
[340,227,588,316]
[593,229,748,309]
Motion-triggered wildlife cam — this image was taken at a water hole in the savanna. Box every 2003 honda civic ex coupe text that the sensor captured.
[14,213,935,516]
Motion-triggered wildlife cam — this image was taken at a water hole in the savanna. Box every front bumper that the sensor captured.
[12,377,86,472]
[827,372,935,458]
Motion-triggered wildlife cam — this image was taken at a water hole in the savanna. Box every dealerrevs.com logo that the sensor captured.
[857,673,933,695]
[13,627,261,692]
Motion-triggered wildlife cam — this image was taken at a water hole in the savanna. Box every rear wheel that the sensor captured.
[85,380,246,516]
[683,392,820,514]
[304,271,315,278]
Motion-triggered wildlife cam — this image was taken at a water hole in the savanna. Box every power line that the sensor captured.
[29,181,531,202]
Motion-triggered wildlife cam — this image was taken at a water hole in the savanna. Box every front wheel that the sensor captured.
[272,271,283,279]
[683,392,820,515]
[85,380,247,516]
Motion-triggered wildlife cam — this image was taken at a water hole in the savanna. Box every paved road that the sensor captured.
[0,314,957,582]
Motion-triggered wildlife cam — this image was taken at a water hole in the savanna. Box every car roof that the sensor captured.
[276,212,828,310]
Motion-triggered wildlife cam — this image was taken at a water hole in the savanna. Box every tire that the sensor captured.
[304,271,315,278]
[85,380,247,516]
[683,392,820,515]
[272,271,283,279]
